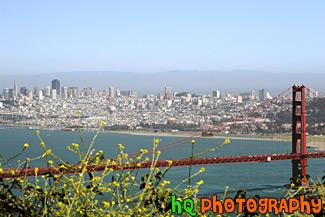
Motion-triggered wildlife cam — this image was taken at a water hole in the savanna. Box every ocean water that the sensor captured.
[0,128,324,200]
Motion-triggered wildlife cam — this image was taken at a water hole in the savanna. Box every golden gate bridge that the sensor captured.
[1,85,325,187]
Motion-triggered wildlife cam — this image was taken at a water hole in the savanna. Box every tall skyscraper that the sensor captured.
[165,86,171,99]
[38,90,43,100]
[51,89,57,99]
[44,86,50,97]
[20,87,29,96]
[34,85,39,97]
[259,89,266,101]
[3,88,9,100]
[109,87,115,98]
[212,90,220,98]
[14,80,18,98]
[62,87,68,99]
[9,89,14,99]
[51,79,60,95]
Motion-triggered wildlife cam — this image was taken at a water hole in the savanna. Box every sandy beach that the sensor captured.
[307,141,325,151]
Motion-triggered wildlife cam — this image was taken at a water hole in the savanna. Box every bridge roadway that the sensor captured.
[1,152,325,179]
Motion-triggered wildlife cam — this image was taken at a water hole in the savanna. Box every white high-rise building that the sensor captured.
[44,86,50,97]
[38,90,43,100]
[51,89,57,99]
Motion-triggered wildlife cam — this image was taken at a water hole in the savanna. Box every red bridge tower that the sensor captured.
[292,85,308,187]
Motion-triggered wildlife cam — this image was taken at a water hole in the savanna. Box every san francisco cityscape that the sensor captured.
[1,79,324,136]
[1,1,325,216]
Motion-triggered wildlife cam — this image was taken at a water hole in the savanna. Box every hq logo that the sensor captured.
[171,195,322,216]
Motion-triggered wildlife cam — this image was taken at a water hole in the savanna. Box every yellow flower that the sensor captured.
[26,158,30,162]
[40,142,45,147]
[145,157,149,161]
[192,140,195,143]
[200,167,205,172]
[155,139,159,144]
[137,163,141,167]
[10,170,15,175]
[35,168,39,173]
[48,160,53,165]
[168,160,173,165]
[78,110,81,114]
[118,144,124,150]
[36,130,40,134]
[72,143,79,148]
[291,183,295,188]
[157,151,161,155]
[0,168,3,173]
[45,149,51,155]
[100,120,104,125]
[103,201,110,208]
[225,139,230,144]
[24,143,29,148]
[124,154,128,158]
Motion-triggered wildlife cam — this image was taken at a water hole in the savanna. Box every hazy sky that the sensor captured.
[0,1,324,75]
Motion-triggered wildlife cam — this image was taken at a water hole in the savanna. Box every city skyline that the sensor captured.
[0,70,324,98]
[2,78,322,102]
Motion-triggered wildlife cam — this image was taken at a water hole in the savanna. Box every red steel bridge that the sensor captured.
[1,85,325,186]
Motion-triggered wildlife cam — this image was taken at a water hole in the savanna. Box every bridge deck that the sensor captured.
[1,152,324,179]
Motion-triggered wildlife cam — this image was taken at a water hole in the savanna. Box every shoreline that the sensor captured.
[103,131,325,151]
[1,125,324,151]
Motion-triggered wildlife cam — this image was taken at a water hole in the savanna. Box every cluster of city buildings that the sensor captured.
[1,79,137,101]
[0,79,323,134]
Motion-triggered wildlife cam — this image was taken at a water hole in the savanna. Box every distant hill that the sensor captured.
[0,70,324,97]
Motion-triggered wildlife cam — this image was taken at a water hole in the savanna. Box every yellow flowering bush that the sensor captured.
[0,118,230,217]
